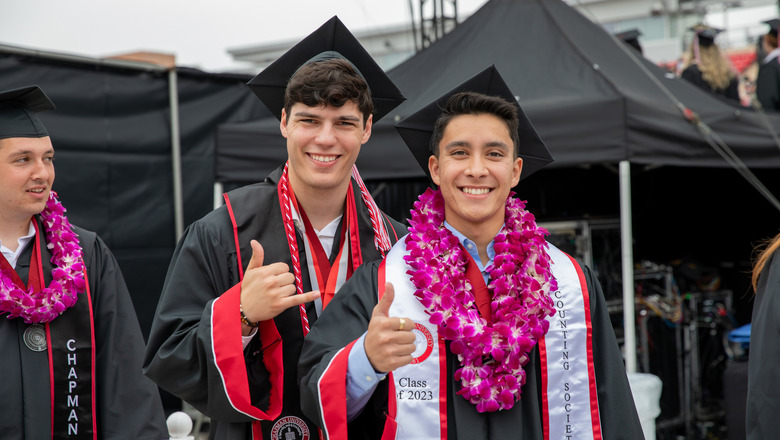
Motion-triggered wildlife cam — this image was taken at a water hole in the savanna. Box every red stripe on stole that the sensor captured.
[84,267,98,438]
[46,326,54,438]
[346,183,363,269]
[538,333,551,440]
[563,253,602,440]
[380,375,398,440]
[438,334,447,439]
[212,284,283,420]
[318,340,358,439]
[378,259,386,301]
[223,193,244,279]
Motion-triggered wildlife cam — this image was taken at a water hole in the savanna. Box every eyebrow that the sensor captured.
[3,148,55,158]
[293,111,361,122]
[443,140,511,150]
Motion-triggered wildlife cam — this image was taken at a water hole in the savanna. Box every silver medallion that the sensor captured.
[23,324,47,352]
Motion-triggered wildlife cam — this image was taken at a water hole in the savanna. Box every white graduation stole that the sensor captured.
[383,240,601,440]
[539,245,602,440]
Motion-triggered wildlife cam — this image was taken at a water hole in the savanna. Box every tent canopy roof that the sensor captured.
[216,0,780,184]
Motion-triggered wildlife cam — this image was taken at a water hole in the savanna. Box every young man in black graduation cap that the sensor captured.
[298,67,644,439]
[143,16,407,440]
[680,24,741,103]
[0,85,167,439]
[756,18,780,111]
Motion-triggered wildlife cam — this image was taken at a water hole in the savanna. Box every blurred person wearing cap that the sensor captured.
[680,24,741,104]
[756,18,780,111]
[298,67,643,439]
[143,16,407,439]
[0,85,167,439]
[615,28,643,55]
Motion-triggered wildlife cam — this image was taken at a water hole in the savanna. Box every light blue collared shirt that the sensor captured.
[344,222,498,420]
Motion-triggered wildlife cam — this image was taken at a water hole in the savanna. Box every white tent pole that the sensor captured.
[214,182,224,211]
[619,160,637,373]
[168,69,184,242]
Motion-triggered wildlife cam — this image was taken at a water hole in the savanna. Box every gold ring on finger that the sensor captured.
[398,318,406,331]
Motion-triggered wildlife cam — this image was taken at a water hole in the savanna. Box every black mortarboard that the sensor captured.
[690,24,722,47]
[763,18,779,37]
[615,29,641,42]
[246,16,405,122]
[395,65,553,181]
[0,85,55,140]
[615,29,643,53]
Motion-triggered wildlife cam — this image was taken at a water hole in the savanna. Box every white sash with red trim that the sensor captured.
[378,241,600,440]
[539,245,602,440]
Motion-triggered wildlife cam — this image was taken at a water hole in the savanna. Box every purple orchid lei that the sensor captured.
[0,192,85,324]
[403,188,557,412]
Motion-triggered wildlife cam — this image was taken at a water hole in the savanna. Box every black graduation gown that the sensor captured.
[0,216,167,440]
[747,250,780,439]
[299,257,644,439]
[756,59,780,111]
[681,64,741,104]
[143,167,407,440]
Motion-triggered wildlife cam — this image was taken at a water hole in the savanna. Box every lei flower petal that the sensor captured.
[0,193,85,324]
[403,188,557,412]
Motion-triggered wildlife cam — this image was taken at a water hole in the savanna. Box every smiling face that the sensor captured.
[429,113,522,237]
[280,100,372,200]
[0,136,55,226]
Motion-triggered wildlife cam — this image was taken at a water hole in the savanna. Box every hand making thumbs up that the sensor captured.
[364,282,417,373]
[240,240,320,334]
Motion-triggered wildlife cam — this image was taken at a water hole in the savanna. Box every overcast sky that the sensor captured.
[0,0,487,72]
[0,0,774,73]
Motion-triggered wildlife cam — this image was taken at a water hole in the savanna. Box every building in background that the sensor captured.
[227,0,776,76]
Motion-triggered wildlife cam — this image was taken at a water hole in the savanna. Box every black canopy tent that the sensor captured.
[216,0,780,181]
[374,0,780,171]
[213,0,780,374]
[0,45,269,340]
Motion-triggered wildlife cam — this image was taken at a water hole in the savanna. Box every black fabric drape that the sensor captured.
[0,53,269,340]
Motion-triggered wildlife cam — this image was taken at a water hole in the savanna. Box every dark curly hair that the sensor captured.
[284,58,373,126]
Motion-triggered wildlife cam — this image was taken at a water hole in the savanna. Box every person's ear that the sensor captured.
[361,114,373,144]
[429,154,440,186]
[280,108,289,138]
[512,157,523,187]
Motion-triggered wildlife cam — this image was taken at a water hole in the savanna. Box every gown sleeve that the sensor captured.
[143,217,272,422]
[747,251,780,439]
[85,232,168,439]
[757,63,780,111]
[583,264,645,439]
